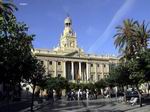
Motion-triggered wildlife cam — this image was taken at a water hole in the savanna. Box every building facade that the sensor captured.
[33,16,118,83]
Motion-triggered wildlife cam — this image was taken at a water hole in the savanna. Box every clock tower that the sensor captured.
[60,16,77,49]
[53,16,84,55]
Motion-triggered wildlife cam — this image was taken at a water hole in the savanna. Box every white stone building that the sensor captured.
[33,16,118,83]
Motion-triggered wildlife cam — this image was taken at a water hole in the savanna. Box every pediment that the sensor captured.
[64,50,85,57]
[65,50,80,56]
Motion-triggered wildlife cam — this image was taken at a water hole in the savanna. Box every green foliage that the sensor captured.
[113,19,150,86]
[0,14,35,86]
[95,79,107,90]
[126,49,150,84]
[114,19,150,59]
[46,77,68,92]
[27,59,45,86]
[67,82,78,91]
[66,82,95,92]
[0,0,36,86]
[76,83,95,91]
[0,0,18,22]
[83,83,95,91]
[114,19,150,107]
[107,63,132,87]
[0,1,46,105]
[143,49,150,81]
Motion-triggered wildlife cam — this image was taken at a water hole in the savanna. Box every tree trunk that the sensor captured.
[7,83,10,112]
[124,86,127,103]
[135,85,142,107]
[148,83,150,96]
[31,84,36,112]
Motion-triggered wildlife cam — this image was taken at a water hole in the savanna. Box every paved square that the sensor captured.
[21,98,150,112]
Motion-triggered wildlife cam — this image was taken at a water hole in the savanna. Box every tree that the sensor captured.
[0,13,36,100]
[95,79,107,95]
[142,49,150,82]
[108,64,132,87]
[67,82,78,91]
[95,79,107,90]
[84,83,95,91]
[114,19,150,59]
[26,59,45,112]
[0,0,17,17]
[135,21,150,51]
[126,49,150,107]
[0,0,17,38]
[114,19,150,107]
[0,2,44,106]
[114,19,137,59]
[46,77,68,99]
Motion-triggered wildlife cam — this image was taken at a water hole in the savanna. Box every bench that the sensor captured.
[129,97,138,105]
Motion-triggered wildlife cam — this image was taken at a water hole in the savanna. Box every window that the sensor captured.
[98,75,100,80]
[103,64,106,68]
[41,61,44,64]
[49,61,52,65]
[58,74,61,77]
[91,64,93,67]
[97,64,99,67]
[47,74,52,78]
[104,74,107,78]
[58,62,61,65]
[91,75,93,81]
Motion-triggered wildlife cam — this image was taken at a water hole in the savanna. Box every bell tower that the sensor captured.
[53,15,84,54]
[60,16,77,49]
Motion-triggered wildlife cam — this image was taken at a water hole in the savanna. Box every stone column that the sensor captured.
[102,64,104,79]
[107,64,109,73]
[43,61,47,75]
[86,62,89,81]
[47,60,49,75]
[71,61,74,80]
[79,62,81,80]
[95,63,97,82]
[54,61,57,77]
[63,61,66,78]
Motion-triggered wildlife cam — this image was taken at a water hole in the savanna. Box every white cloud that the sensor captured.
[19,3,28,6]
[88,0,135,53]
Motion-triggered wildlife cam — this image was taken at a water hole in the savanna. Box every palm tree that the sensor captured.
[114,19,138,59]
[114,19,150,107]
[0,0,17,17]
[0,0,17,37]
[114,19,150,59]
[135,21,150,52]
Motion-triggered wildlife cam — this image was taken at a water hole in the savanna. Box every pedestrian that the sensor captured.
[71,90,74,100]
[86,89,89,100]
[78,89,81,100]
[53,89,56,102]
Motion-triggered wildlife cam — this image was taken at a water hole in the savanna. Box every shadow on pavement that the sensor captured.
[0,100,31,112]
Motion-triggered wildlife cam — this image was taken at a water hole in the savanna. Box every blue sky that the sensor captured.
[13,0,150,55]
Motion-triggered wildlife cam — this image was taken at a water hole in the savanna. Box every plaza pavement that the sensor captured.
[19,98,150,112]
